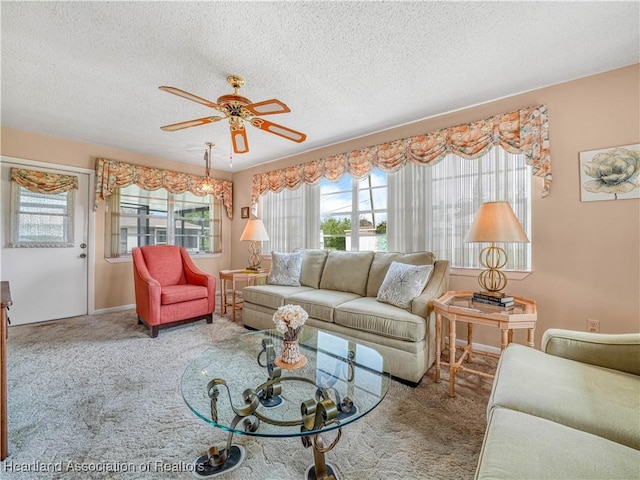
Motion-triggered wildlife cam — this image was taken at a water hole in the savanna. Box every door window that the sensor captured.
[10,184,75,247]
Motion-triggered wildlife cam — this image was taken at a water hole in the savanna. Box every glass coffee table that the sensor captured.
[181,327,391,480]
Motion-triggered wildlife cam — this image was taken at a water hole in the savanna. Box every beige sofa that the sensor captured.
[242,250,450,384]
[476,329,640,479]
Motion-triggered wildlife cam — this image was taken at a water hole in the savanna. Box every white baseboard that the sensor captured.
[446,336,501,356]
[93,304,135,315]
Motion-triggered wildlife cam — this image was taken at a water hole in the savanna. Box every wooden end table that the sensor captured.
[219,270,268,322]
[433,290,537,397]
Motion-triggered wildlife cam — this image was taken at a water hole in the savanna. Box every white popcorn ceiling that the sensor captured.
[1,1,638,172]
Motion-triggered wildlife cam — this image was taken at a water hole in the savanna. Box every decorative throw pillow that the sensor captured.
[267,251,304,287]
[376,261,434,310]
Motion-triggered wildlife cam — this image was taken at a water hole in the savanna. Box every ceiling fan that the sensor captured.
[159,75,307,154]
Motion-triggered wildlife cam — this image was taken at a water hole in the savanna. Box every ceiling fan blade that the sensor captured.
[230,124,249,154]
[244,98,291,116]
[249,118,306,143]
[160,116,223,132]
[159,86,220,108]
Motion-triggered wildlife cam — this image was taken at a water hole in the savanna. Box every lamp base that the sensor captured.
[247,241,263,272]
[477,243,508,293]
[477,268,508,293]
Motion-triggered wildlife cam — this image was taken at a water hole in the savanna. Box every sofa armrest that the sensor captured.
[542,329,640,376]
[411,260,450,318]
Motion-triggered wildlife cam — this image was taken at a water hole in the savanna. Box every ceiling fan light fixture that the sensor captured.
[159,75,306,155]
[200,142,216,194]
[200,177,215,194]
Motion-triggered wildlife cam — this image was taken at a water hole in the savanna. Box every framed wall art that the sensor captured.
[579,144,640,202]
[241,206,250,218]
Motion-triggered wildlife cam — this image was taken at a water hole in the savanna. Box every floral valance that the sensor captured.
[252,104,551,204]
[94,158,233,219]
[11,168,79,194]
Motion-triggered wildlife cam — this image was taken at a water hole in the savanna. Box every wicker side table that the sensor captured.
[433,290,537,397]
[219,270,268,322]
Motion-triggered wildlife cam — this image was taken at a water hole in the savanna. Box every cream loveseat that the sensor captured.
[242,250,450,385]
[475,329,640,479]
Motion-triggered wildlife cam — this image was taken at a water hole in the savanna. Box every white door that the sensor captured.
[0,160,90,325]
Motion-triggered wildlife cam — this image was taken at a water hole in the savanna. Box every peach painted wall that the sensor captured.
[231,65,640,347]
[2,65,638,348]
[0,129,233,310]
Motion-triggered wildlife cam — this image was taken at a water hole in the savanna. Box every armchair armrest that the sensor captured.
[411,260,450,319]
[179,249,214,286]
[542,329,640,376]
[131,248,161,323]
[179,248,216,313]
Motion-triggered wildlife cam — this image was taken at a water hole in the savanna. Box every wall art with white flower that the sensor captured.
[579,144,640,202]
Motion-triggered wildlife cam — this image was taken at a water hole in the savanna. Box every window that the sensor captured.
[387,148,531,271]
[262,184,320,253]
[433,152,530,270]
[105,184,221,258]
[261,148,530,271]
[320,171,387,251]
[10,183,74,247]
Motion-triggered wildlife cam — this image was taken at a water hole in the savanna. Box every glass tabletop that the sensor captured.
[181,327,391,439]
[442,293,533,316]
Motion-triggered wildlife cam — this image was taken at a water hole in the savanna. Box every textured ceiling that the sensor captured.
[1,1,639,172]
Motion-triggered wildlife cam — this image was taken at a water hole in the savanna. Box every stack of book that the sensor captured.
[244,267,267,274]
[472,291,515,309]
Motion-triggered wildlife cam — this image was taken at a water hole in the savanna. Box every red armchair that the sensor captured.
[132,245,216,337]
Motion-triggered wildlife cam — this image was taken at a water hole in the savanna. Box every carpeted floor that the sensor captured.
[2,309,497,479]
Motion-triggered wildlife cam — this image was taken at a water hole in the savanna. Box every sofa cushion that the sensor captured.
[319,251,374,296]
[161,284,208,305]
[299,250,328,289]
[476,407,640,480]
[376,261,433,310]
[334,297,426,342]
[366,251,435,297]
[286,289,361,323]
[489,344,640,450]
[268,251,303,286]
[243,285,314,310]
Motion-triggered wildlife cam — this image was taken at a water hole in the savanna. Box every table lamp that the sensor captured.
[240,219,270,271]
[464,201,529,293]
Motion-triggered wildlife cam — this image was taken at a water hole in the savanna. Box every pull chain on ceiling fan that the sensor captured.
[160,75,306,155]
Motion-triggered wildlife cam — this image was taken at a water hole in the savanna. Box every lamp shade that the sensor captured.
[464,202,529,243]
[240,219,270,242]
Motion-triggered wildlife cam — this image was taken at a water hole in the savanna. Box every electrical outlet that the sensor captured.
[587,319,600,333]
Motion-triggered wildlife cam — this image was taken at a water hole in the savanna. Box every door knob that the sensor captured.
[80,243,87,249]
[80,253,87,258]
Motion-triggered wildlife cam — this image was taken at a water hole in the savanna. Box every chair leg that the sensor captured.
[137,316,143,325]
[206,313,213,324]
[150,326,159,338]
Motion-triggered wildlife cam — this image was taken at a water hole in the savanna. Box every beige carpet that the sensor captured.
[2,309,496,479]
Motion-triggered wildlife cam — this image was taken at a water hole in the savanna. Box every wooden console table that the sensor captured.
[1,281,12,460]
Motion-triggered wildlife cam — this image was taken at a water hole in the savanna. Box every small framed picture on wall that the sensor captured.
[241,207,250,218]
[579,144,640,202]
